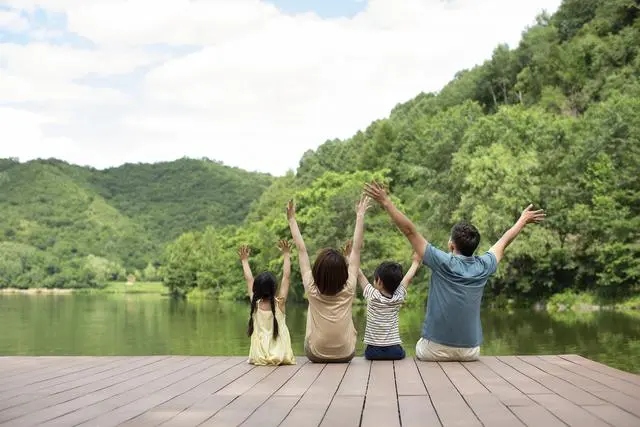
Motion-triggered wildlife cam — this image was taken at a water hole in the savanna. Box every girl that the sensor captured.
[287,195,370,363]
[238,240,295,366]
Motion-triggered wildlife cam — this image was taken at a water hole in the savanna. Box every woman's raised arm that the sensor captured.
[287,200,312,288]
[348,195,371,281]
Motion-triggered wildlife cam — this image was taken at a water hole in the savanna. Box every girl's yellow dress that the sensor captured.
[248,299,295,366]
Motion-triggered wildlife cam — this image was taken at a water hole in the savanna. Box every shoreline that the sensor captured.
[1,287,638,313]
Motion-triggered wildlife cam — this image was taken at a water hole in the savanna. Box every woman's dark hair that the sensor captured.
[312,248,348,296]
[247,272,279,339]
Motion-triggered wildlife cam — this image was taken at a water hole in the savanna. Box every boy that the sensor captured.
[364,181,544,361]
[358,254,421,360]
[342,242,420,360]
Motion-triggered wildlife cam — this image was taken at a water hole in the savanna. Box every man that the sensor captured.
[364,182,545,361]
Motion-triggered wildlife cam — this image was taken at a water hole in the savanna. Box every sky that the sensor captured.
[0,0,562,175]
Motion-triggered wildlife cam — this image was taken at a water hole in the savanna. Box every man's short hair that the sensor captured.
[451,223,481,256]
[374,262,403,295]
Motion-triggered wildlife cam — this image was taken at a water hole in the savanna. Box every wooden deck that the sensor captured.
[0,356,638,427]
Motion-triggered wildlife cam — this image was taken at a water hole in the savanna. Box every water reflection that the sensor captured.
[0,295,638,373]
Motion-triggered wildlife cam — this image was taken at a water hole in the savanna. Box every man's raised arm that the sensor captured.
[364,181,428,259]
[489,204,545,263]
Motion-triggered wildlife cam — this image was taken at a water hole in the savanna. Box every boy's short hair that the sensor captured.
[451,222,480,256]
[374,262,403,295]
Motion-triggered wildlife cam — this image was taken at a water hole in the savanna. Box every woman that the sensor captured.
[287,195,370,362]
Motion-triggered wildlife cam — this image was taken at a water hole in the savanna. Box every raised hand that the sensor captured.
[286,199,296,220]
[342,239,353,258]
[518,204,546,226]
[363,181,390,206]
[355,194,372,216]
[277,239,292,253]
[238,245,251,261]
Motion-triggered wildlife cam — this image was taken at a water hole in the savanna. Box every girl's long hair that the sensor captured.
[247,272,279,339]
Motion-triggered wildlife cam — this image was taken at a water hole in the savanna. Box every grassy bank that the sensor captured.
[75,282,166,295]
[545,290,640,312]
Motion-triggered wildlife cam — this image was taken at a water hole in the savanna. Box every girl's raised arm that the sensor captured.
[238,245,254,299]
[287,200,313,288]
[277,240,292,301]
[348,195,371,282]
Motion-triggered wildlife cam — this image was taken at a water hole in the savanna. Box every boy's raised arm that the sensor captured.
[364,182,428,259]
[348,195,371,281]
[489,204,545,263]
[238,245,254,298]
[277,240,292,300]
[357,269,369,292]
[401,252,422,288]
[287,200,312,288]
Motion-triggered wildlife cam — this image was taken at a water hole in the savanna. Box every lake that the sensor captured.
[1,294,638,373]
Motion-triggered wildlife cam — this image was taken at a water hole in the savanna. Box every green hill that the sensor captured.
[2,0,638,302]
[0,158,272,288]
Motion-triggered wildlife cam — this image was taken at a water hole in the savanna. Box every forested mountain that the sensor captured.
[2,0,638,304]
[163,0,639,303]
[0,158,272,288]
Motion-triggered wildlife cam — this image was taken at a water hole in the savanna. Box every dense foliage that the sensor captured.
[2,0,638,305]
[163,0,640,304]
[0,158,272,288]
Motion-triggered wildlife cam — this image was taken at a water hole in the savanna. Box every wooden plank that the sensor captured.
[29,357,208,426]
[201,363,306,427]
[0,357,71,378]
[279,364,348,427]
[592,390,640,418]
[463,360,534,407]
[416,362,482,427]
[0,357,167,411]
[275,363,324,397]
[152,357,249,410]
[319,396,363,427]
[0,357,115,393]
[160,395,236,427]
[394,358,427,396]
[336,357,370,396]
[521,356,614,393]
[480,356,550,395]
[73,357,228,427]
[529,393,610,427]
[163,364,275,427]
[0,356,181,424]
[117,357,248,427]
[583,404,640,427]
[509,404,568,427]
[241,396,302,427]
[440,362,488,396]
[498,356,605,406]
[542,355,640,398]
[464,393,526,427]
[398,395,441,427]
[361,361,400,427]
[160,361,255,427]
[560,355,640,386]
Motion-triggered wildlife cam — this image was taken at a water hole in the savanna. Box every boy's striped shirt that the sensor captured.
[363,283,406,346]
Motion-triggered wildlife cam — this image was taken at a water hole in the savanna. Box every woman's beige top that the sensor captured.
[303,271,357,360]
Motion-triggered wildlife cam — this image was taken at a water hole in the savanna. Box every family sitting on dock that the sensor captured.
[238,181,545,366]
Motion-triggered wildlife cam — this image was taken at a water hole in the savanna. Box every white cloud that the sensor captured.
[0,9,29,32]
[0,0,563,175]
